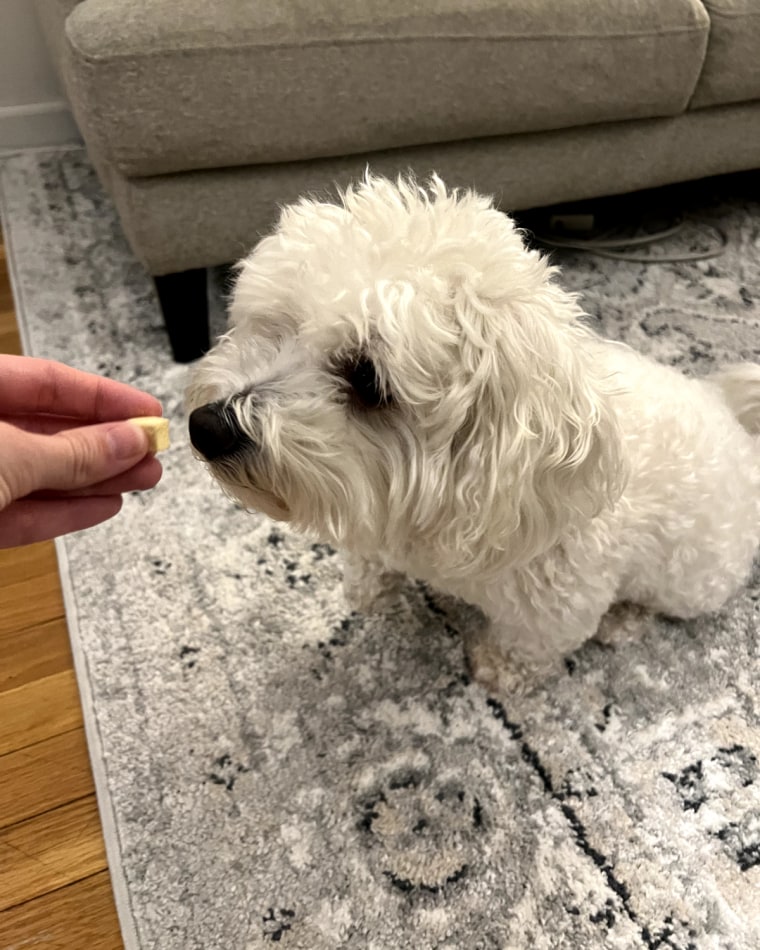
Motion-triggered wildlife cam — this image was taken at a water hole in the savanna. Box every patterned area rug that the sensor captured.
[1,150,759,950]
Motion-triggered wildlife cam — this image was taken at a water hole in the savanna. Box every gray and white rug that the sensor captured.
[1,150,759,950]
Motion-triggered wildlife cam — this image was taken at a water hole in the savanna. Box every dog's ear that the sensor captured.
[429,282,627,573]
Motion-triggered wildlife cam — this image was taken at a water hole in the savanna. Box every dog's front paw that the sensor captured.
[342,553,404,614]
[464,631,534,699]
[464,618,569,697]
[594,602,650,647]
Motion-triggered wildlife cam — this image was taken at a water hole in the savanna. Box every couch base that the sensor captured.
[102,100,760,275]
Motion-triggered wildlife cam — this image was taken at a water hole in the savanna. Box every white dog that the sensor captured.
[187,176,760,678]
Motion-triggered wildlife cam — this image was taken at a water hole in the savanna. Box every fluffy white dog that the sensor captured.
[187,176,760,677]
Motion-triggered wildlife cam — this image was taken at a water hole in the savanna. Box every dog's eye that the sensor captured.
[342,355,392,409]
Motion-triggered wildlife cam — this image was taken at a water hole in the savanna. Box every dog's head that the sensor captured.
[187,176,625,574]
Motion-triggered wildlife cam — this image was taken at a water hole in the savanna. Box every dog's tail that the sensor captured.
[712,363,760,435]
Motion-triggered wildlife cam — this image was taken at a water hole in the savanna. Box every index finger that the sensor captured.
[0,355,162,421]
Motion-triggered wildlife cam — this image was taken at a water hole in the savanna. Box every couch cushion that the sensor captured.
[61,0,710,178]
[691,0,760,108]
[111,101,760,275]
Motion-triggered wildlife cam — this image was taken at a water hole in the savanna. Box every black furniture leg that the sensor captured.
[154,268,210,363]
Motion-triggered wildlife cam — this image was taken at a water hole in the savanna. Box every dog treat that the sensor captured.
[128,416,170,453]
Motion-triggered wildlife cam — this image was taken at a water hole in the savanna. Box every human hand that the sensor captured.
[0,355,165,548]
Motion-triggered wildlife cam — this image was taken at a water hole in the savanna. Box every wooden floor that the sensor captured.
[0,242,124,947]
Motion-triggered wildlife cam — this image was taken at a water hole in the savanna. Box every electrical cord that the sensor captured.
[531,216,728,263]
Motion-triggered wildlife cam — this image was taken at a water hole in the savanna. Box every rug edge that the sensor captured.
[55,537,142,950]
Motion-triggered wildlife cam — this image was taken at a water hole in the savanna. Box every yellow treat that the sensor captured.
[129,416,170,453]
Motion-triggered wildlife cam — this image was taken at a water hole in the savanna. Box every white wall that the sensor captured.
[0,0,80,149]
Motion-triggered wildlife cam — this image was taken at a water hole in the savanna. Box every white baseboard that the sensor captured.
[0,100,81,150]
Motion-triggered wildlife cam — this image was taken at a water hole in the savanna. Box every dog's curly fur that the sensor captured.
[187,176,760,672]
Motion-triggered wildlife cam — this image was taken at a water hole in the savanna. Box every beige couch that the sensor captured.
[36,0,760,361]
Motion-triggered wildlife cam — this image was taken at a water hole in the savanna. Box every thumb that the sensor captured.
[1,421,151,503]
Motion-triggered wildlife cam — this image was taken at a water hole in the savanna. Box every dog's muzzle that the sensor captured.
[188,402,248,460]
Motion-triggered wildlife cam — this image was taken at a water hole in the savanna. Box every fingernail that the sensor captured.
[107,422,150,459]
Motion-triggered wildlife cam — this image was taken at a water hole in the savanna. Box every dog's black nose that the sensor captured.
[188,404,242,460]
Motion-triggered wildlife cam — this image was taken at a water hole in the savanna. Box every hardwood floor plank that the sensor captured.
[0,540,59,587]
[0,569,65,638]
[0,327,22,355]
[0,241,123,944]
[0,281,13,310]
[0,616,73,694]
[0,796,107,911]
[0,871,124,950]
[0,728,94,829]
[0,669,82,756]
